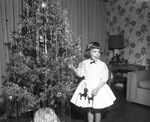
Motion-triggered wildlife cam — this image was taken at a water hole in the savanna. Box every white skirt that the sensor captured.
[70,79,116,109]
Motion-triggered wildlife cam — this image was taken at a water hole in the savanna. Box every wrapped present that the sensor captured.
[34,107,60,122]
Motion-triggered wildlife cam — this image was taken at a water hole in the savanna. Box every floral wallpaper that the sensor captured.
[105,0,150,67]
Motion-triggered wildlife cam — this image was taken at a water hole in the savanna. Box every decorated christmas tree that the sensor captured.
[2,0,83,118]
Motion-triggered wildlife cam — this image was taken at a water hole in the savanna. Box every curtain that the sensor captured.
[0,0,106,95]
[0,0,23,96]
[60,0,106,52]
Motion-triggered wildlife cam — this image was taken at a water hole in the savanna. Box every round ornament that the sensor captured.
[21,26,28,35]
[8,96,13,100]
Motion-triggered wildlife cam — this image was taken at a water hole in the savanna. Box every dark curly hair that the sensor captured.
[84,42,102,59]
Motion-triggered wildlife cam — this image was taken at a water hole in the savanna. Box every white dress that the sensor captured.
[70,59,116,109]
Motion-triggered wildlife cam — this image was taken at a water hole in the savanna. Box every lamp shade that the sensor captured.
[108,35,124,50]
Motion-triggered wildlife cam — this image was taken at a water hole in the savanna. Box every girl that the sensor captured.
[69,42,116,122]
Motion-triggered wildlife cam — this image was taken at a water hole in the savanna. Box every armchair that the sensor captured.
[126,69,150,106]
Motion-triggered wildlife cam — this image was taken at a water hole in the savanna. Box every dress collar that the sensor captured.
[89,59,99,64]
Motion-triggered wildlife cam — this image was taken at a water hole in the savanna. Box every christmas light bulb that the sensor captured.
[41,2,47,8]
[8,96,13,100]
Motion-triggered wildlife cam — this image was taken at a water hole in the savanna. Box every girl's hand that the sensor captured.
[68,63,79,77]
[91,88,99,96]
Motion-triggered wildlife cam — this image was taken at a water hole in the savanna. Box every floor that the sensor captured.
[101,86,150,122]
[0,85,150,122]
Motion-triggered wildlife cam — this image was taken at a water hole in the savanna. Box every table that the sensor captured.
[107,64,146,87]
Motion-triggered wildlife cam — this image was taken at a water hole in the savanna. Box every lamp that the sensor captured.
[108,35,124,50]
[108,35,124,65]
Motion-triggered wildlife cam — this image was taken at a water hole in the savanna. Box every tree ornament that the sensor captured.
[27,58,35,69]
[58,47,65,57]
[8,96,13,100]
[29,11,36,17]
[25,0,34,7]
[41,16,47,23]
[11,45,17,53]
[30,48,37,58]
[41,2,47,8]
[39,73,45,81]
[21,26,28,35]
[23,48,30,57]
[46,30,51,40]
[46,41,51,50]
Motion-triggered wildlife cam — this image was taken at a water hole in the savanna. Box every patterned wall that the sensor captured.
[105,0,150,67]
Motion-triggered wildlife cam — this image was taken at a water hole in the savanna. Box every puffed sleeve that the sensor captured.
[101,63,109,83]
[76,61,85,77]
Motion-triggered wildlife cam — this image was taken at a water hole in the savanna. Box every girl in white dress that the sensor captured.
[69,42,116,122]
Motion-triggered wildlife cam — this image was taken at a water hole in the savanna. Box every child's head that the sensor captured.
[84,42,102,60]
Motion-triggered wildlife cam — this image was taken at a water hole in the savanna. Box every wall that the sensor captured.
[105,0,150,67]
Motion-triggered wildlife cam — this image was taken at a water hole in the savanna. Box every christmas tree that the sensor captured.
[2,0,83,116]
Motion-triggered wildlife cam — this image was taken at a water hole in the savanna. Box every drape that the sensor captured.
[60,0,106,52]
[0,0,24,97]
[0,0,106,95]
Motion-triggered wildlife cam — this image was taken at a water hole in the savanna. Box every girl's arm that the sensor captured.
[92,63,109,96]
[68,64,79,76]
[68,62,85,78]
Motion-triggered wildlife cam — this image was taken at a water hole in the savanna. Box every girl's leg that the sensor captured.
[95,112,101,122]
[87,109,94,122]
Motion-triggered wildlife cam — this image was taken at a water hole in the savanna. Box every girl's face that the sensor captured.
[90,48,101,61]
